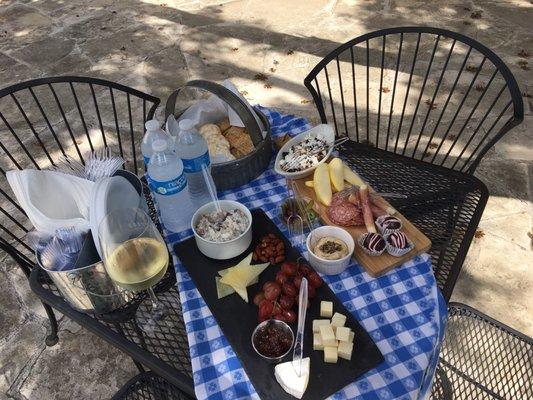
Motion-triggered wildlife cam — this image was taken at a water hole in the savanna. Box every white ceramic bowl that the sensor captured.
[306,226,355,275]
[274,124,335,180]
[191,200,252,260]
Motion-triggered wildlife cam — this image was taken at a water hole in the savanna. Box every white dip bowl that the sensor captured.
[274,124,335,180]
[306,226,354,275]
[191,200,252,260]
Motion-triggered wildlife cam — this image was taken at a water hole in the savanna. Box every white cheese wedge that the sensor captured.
[331,312,347,328]
[319,325,336,346]
[312,319,330,333]
[313,333,324,351]
[274,357,310,399]
[324,346,338,363]
[320,301,333,317]
[336,326,351,342]
[338,341,354,361]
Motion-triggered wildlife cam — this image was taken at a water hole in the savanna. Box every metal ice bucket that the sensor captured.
[38,250,134,314]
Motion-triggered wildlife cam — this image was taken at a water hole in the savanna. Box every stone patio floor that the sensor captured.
[0,0,531,399]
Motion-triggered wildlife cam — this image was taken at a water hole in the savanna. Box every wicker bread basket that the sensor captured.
[164,80,272,191]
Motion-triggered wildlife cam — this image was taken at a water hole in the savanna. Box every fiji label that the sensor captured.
[182,151,210,173]
[149,173,187,196]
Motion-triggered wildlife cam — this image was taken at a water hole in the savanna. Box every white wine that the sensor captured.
[106,237,169,291]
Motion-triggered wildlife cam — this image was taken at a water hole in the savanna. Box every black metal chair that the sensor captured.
[113,372,195,400]
[0,76,160,345]
[304,27,524,300]
[431,303,532,399]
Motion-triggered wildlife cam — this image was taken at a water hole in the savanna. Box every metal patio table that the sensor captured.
[0,26,525,400]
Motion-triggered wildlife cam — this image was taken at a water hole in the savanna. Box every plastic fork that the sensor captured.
[293,277,308,377]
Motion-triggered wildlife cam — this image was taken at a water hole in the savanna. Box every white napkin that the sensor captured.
[175,79,266,136]
[6,170,94,234]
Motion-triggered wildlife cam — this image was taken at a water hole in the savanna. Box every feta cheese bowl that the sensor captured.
[191,200,252,260]
[274,124,335,180]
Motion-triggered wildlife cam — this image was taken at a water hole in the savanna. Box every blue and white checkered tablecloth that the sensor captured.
[162,107,447,400]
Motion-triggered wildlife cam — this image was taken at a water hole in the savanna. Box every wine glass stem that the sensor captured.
[147,287,161,312]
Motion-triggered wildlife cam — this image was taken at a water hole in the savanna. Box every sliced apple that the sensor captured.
[313,163,332,206]
[343,163,365,187]
[328,158,345,192]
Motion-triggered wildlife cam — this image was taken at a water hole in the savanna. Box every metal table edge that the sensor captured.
[28,267,196,398]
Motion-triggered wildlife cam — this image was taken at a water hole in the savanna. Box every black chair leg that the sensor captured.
[42,301,59,346]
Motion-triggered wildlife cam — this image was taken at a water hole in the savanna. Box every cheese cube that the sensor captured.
[313,333,324,351]
[347,330,355,344]
[324,346,338,363]
[313,319,330,333]
[319,325,336,346]
[336,326,351,342]
[331,312,346,328]
[320,301,333,317]
[338,341,354,361]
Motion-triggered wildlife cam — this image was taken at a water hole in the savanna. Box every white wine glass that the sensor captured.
[98,207,169,334]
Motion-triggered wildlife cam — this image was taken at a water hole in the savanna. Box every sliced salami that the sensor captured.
[327,202,364,226]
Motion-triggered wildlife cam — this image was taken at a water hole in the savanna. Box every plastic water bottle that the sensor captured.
[141,119,173,166]
[147,139,191,232]
[175,119,211,207]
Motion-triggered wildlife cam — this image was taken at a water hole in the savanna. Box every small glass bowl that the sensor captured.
[251,319,294,363]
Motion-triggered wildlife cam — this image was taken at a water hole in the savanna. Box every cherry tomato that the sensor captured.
[298,264,312,276]
[282,309,297,323]
[264,282,281,300]
[308,272,323,288]
[281,262,298,276]
[253,292,265,307]
[279,295,295,310]
[293,275,303,289]
[275,271,290,285]
[282,282,297,297]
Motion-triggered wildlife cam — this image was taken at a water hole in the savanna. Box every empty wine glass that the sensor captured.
[98,207,169,334]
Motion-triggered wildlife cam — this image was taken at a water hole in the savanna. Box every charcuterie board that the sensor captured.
[174,209,384,400]
[292,178,431,277]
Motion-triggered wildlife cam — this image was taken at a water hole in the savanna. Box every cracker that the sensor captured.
[217,118,231,133]
[224,126,254,158]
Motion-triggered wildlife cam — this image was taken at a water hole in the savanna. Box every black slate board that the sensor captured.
[174,209,384,400]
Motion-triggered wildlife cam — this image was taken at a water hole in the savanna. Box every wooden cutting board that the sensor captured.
[293,178,431,277]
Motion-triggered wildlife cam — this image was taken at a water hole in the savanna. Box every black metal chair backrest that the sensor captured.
[0,76,160,271]
[304,27,523,173]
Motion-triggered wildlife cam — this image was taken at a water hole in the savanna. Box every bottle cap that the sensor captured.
[152,139,168,152]
[178,119,194,131]
[145,119,160,131]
